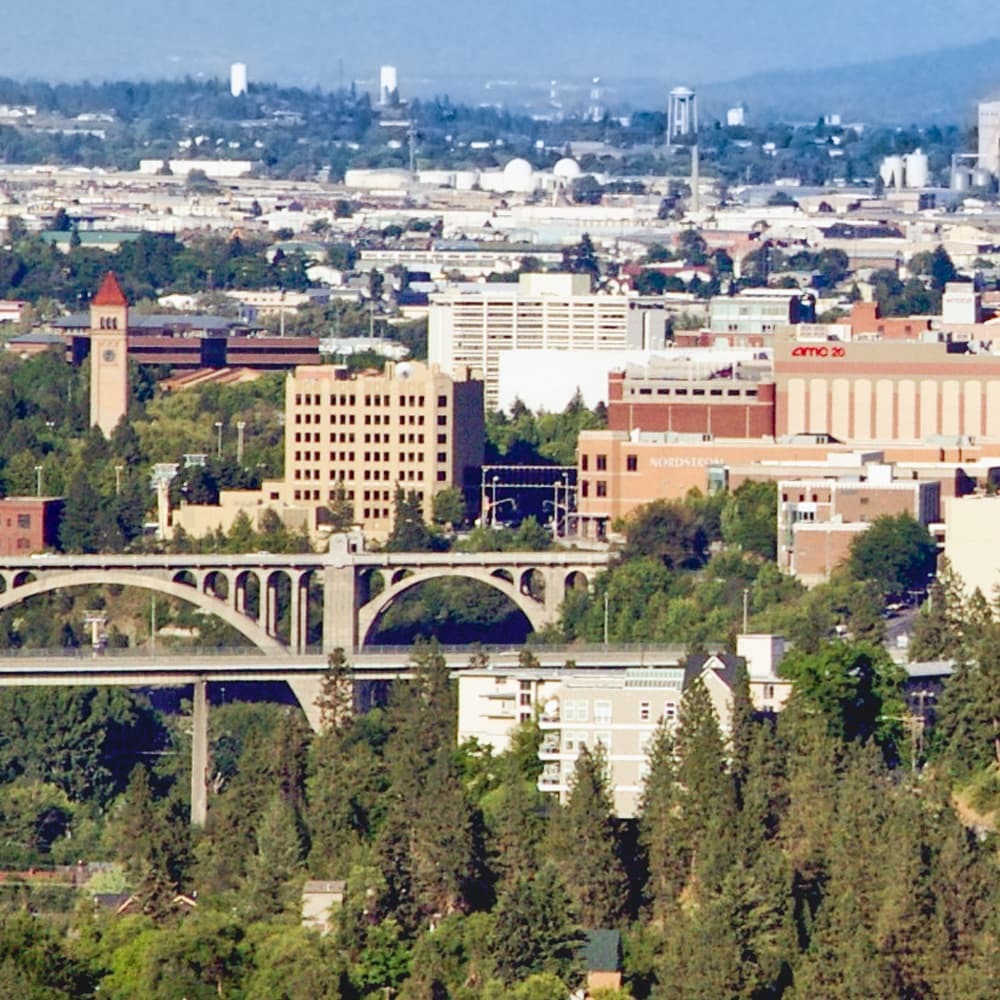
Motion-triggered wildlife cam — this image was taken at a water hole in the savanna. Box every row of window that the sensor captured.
[579,481,607,498]
[295,413,437,427]
[293,393,446,408]
[628,386,758,398]
[559,699,679,724]
[293,432,446,446]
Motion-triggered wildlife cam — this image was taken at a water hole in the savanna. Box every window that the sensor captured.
[626,455,638,472]
[519,692,531,706]
[596,454,607,471]
[564,700,588,723]
[581,455,589,471]
[581,481,590,498]
[594,700,612,725]
[663,703,677,722]
[596,481,607,497]
[639,701,650,722]
[16,514,30,529]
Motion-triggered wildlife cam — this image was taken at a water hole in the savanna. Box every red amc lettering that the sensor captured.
[791,345,846,359]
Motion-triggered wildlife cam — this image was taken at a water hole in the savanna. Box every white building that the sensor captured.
[456,635,789,817]
[979,100,1000,177]
[428,273,669,410]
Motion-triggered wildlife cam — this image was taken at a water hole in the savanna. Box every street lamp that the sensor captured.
[214,421,223,459]
[114,465,124,496]
[490,475,499,528]
[236,420,246,465]
[34,465,42,497]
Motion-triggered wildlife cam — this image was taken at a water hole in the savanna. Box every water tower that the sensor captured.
[379,65,399,107]
[667,86,698,144]
[230,62,247,98]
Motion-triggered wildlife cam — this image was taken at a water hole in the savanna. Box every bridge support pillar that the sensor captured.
[290,576,302,653]
[287,677,323,732]
[190,680,208,827]
[543,568,565,622]
[323,564,358,653]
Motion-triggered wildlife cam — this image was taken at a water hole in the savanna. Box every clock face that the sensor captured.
[102,349,116,363]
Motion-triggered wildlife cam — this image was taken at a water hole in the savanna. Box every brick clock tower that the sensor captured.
[89,272,129,436]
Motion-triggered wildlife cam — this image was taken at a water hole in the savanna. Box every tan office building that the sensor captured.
[271,361,483,538]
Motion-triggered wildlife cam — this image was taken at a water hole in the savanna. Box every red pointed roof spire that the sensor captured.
[92,272,128,307]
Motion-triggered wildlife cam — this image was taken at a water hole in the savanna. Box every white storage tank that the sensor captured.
[972,166,995,190]
[951,167,971,192]
[903,149,929,189]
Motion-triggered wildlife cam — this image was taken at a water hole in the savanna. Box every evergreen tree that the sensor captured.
[243,792,304,919]
[673,677,736,895]
[638,720,688,920]
[490,865,582,987]
[115,766,191,918]
[547,745,626,927]
[386,486,434,551]
[409,746,479,918]
[908,557,969,661]
[933,624,1000,774]
[316,646,354,733]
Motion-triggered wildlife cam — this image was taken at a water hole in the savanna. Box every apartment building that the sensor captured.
[269,360,483,538]
[457,635,788,817]
[428,273,668,410]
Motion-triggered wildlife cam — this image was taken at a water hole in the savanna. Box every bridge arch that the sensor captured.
[0,570,289,655]
[357,567,547,646]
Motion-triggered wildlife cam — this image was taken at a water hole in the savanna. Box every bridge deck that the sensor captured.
[0,644,695,684]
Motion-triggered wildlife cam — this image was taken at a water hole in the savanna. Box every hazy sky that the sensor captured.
[3,1,1000,89]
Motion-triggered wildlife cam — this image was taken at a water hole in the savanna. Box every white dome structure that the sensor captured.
[553,157,581,181]
[501,157,536,193]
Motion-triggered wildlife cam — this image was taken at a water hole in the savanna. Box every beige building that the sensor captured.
[944,494,1000,598]
[428,273,668,410]
[774,330,1000,443]
[266,361,484,539]
[457,635,788,817]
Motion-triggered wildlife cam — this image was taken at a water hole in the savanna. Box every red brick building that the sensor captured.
[607,367,776,438]
[0,498,63,556]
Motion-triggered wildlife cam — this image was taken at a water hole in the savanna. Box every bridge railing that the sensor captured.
[0,642,710,661]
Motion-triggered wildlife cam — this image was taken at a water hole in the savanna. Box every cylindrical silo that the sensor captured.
[951,167,971,192]
[903,149,929,189]
[972,166,995,191]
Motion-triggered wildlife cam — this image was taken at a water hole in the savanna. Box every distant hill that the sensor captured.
[693,39,1000,125]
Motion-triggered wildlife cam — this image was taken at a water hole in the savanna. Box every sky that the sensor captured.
[3,1,1000,92]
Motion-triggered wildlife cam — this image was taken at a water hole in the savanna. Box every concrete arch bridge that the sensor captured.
[0,546,610,655]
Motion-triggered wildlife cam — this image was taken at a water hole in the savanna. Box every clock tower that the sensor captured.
[89,272,129,436]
